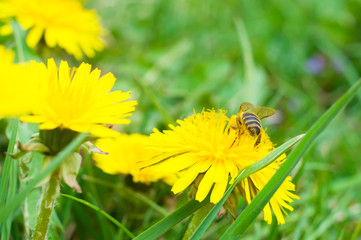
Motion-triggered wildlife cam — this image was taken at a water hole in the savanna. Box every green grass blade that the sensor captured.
[0,120,18,207]
[0,120,18,238]
[82,174,169,216]
[2,137,18,239]
[122,187,169,217]
[351,219,361,240]
[61,194,135,239]
[189,134,305,240]
[221,78,361,239]
[0,133,88,225]
[83,154,114,239]
[134,198,209,240]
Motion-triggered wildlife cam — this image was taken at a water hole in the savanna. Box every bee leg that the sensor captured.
[229,137,237,149]
[236,119,243,140]
[228,125,237,134]
[254,134,261,147]
[228,125,239,149]
[228,128,238,148]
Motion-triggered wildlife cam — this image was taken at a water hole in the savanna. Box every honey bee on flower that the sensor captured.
[234,102,275,146]
[138,108,298,224]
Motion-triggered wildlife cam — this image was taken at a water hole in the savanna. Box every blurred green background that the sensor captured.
[2,0,361,239]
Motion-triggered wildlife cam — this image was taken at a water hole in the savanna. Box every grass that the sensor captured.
[1,0,361,239]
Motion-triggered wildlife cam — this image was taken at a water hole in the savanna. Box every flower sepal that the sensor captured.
[61,152,82,193]
[6,134,50,159]
[223,189,238,219]
[38,153,82,193]
[80,141,108,156]
[19,152,33,179]
[188,174,204,200]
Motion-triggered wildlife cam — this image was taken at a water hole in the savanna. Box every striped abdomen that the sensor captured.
[242,112,261,136]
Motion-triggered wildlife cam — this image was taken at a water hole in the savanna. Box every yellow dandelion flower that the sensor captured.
[0,46,36,117]
[1,58,136,138]
[0,45,15,64]
[139,109,298,224]
[93,133,177,185]
[0,0,105,59]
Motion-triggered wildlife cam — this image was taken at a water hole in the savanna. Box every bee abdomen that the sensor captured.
[242,113,261,136]
[247,126,261,136]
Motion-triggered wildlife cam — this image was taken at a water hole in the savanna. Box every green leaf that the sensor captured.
[221,78,361,239]
[0,120,18,207]
[60,194,135,239]
[134,198,209,240]
[0,119,18,239]
[189,134,305,240]
[0,133,88,226]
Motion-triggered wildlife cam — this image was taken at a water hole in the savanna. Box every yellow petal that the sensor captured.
[270,198,285,224]
[193,159,212,173]
[26,26,44,47]
[212,160,228,183]
[39,121,60,130]
[242,178,252,204]
[195,164,217,202]
[19,115,47,123]
[149,154,198,173]
[0,24,12,35]
[89,125,120,138]
[97,72,116,94]
[44,29,57,47]
[263,203,273,224]
[210,174,228,203]
[171,167,199,194]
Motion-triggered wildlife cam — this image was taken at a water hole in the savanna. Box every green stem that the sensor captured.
[10,20,25,63]
[32,171,61,240]
[182,203,214,240]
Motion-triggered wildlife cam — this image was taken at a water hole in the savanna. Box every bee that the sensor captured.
[235,102,275,146]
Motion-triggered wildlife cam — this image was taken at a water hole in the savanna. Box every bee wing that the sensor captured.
[239,102,255,112]
[251,107,275,119]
